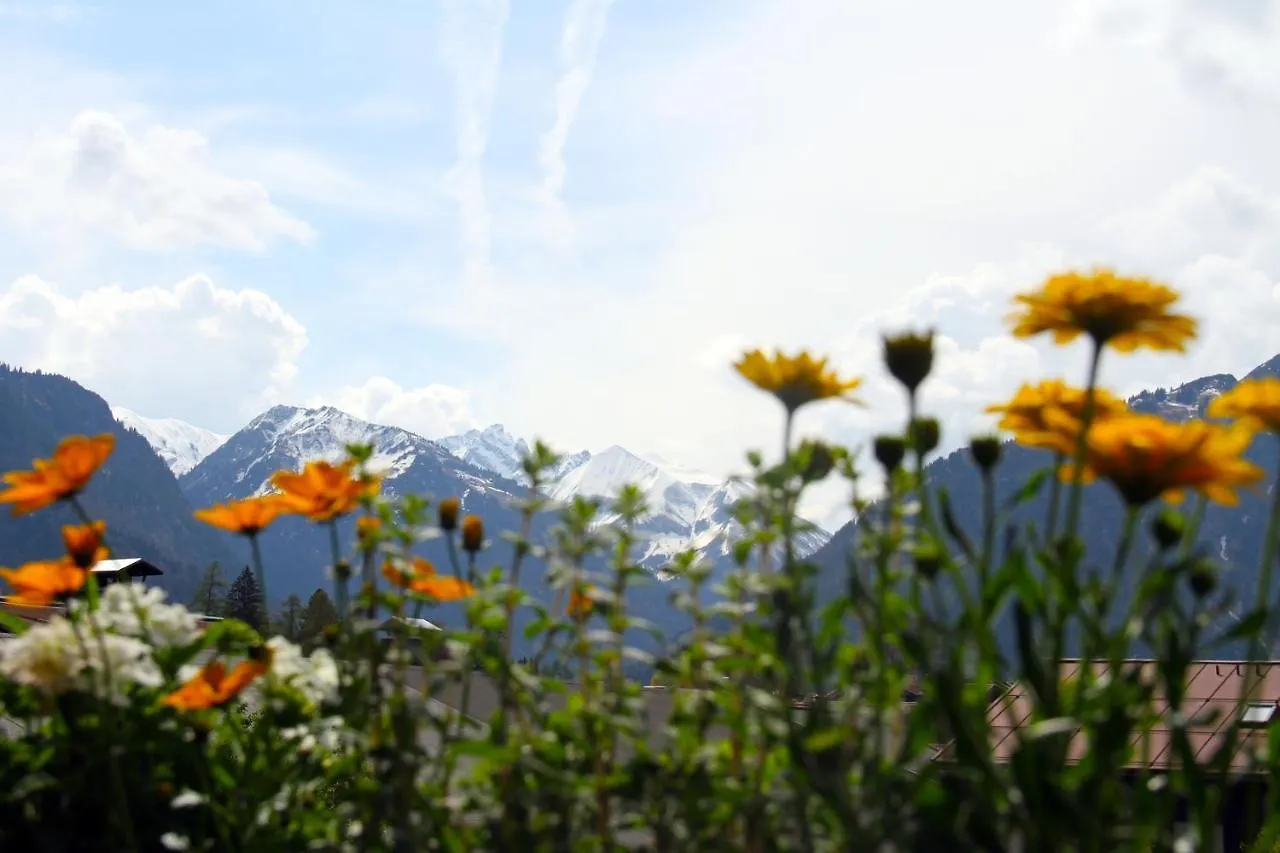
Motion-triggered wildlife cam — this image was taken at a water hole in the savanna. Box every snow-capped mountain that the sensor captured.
[112,406,229,476]
[437,424,590,484]
[179,405,513,506]
[435,432,831,573]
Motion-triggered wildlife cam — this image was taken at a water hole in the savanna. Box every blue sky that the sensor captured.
[2,0,1280,528]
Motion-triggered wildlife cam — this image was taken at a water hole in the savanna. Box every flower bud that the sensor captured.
[968,435,1002,472]
[798,440,837,482]
[438,497,460,532]
[1151,510,1185,551]
[1188,559,1218,599]
[914,544,942,580]
[873,435,906,472]
[461,515,485,554]
[356,516,381,550]
[908,417,941,456]
[882,330,935,394]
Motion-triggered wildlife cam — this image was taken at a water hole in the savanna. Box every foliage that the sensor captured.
[189,561,227,617]
[1,269,1279,851]
[223,566,264,631]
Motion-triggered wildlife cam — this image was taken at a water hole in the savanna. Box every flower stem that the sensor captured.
[249,533,269,632]
[1063,343,1104,540]
[328,521,348,619]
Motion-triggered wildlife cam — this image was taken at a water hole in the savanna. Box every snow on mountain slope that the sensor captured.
[439,424,590,484]
[549,445,828,571]
[111,406,229,476]
[180,405,519,509]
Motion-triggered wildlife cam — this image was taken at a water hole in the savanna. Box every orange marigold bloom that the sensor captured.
[1007,268,1197,353]
[568,586,594,620]
[163,657,269,711]
[270,460,381,523]
[62,521,107,569]
[461,515,484,554]
[0,559,88,606]
[734,349,863,413]
[382,556,475,600]
[986,380,1129,454]
[194,495,288,536]
[1206,378,1280,435]
[0,434,115,516]
[1060,413,1263,507]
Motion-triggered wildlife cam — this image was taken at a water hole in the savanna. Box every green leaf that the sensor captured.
[1003,467,1051,513]
[936,487,976,560]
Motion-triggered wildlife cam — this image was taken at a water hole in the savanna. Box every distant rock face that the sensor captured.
[1126,373,1237,422]
[112,407,229,476]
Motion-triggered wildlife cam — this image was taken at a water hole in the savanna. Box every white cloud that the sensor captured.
[307,377,477,440]
[0,110,315,252]
[536,0,615,254]
[1062,0,1280,108]
[439,0,511,291]
[0,273,307,430]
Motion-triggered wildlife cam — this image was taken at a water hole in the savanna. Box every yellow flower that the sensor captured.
[382,556,476,601]
[1060,413,1263,507]
[733,349,863,413]
[163,657,269,711]
[61,521,108,569]
[270,460,380,523]
[0,559,88,606]
[194,496,289,536]
[986,380,1129,454]
[0,434,115,516]
[1007,269,1197,353]
[1206,378,1280,435]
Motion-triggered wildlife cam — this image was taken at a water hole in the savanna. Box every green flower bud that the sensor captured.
[873,435,906,472]
[883,330,935,394]
[969,434,1002,471]
[908,417,941,457]
[1151,510,1185,551]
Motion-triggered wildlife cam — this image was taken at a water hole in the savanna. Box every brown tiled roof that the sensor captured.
[971,659,1280,774]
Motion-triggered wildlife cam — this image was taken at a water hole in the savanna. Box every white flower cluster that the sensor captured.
[0,585,202,706]
[0,615,161,705]
[249,637,341,711]
[72,584,201,648]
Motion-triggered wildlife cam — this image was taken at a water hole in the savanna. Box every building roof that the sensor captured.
[90,557,163,578]
[962,659,1280,774]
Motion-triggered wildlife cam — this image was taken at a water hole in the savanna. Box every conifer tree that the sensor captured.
[223,566,264,631]
[299,588,340,649]
[189,562,227,617]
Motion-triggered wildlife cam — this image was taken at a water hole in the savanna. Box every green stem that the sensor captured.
[328,521,348,619]
[1176,495,1208,563]
[1045,452,1065,543]
[249,533,269,632]
[1063,343,1104,540]
[1247,453,1280,683]
[1111,508,1139,580]
[979,467,996,614]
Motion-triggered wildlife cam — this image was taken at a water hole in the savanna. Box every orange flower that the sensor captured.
[1061,413,1263,507]
[62,521,107,569]
[194,495,289,535]
[0,559,88,606]
[734,349,863,413]
[1007,269,1197,353]
[382,556,475,600]
[986,380,1129,454]
[163,657,269,711]
[461,515,484,554]
[0,434,115,516]
[568,585,594,620]
[270,460,381,522]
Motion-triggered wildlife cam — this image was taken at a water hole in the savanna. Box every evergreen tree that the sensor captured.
[299,588,340,648]
[273,594,305,642]
[188,561,227,617]
[223,566,264,631]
